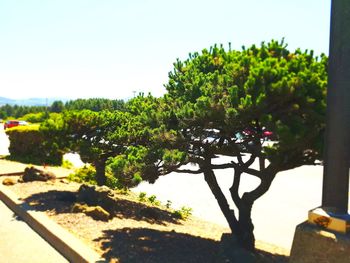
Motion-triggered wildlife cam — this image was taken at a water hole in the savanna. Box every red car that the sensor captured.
[4,120,28,129]
[243,128,274,139]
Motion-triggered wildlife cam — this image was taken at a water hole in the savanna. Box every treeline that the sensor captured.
[0,104,46,119]
[0,98,125,119]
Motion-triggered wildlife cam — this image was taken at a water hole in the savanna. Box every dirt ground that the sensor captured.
[0,160,289,262]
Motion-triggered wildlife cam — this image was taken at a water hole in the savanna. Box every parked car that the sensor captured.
[4,120,28,129]
[243,127,274,140]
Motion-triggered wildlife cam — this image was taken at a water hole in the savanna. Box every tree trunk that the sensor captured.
[94,159,107,186]
[259,157,265,171]
[237,200,255,251]
[229,165,278,252]
[203,165,256,251]
[202,167,239,232]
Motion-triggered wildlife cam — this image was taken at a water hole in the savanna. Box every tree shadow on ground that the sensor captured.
[23,190,181,224]
[24,190,76,213]
[95,227,289,263]
[22,190,289,262]
[94,227,220,263]
[254,249,289,263]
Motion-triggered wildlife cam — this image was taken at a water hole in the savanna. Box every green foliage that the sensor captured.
[165,39,327,170]
[67,165,97,185]
[0,104,47,119]
[166,200,172,209]
[65,98,125,112]
[61,159,74,169]
[147,195,161,205]
[49,101,64,113]
[39,113,68,154]
[106,146,147,187]
[137,191,191,219]
[173,206,193,220]
[0,98,125,120]
[41,108,151,186]
[105,172,124,189]
[147,194,157,203]
[155,40,328,249]
[6,124,63,165]
[21,112,49,123]
[137,192,161,206]
[138,192,147,202]
[67,165,125,189]
[22,40,327,249]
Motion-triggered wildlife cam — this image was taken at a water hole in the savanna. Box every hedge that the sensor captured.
[5,124,63,165]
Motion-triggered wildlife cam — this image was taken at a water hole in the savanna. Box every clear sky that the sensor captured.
[0,0,331,100]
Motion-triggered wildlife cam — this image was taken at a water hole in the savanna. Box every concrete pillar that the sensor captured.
[290,1,350,261]
[322,0,350,214]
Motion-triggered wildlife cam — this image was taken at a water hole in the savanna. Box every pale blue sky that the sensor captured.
[0,0,331,100]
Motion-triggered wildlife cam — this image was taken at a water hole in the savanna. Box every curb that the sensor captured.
[0,184,104,263]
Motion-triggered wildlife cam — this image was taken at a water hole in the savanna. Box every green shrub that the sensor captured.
[67,165,97,185]
[68,165,125,190]
[137,192,161,206]
[106,146,147,188]
[61,159,74,169]
[173,206,193,220]
[148,194,157,203]
[21,112,49,123]
[6,124,63,165]
[105,172,124,189]
[138,192,147,202]
[132,173,143,185]
[147,194,161,206]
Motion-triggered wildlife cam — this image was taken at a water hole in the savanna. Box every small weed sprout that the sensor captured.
[148,195,161,206]
[148,195,157,203]
[138,192,147,202]
[166,200,172,209]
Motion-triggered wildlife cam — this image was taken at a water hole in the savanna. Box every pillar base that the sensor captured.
[308,206,350,233]
[290,221,350,263]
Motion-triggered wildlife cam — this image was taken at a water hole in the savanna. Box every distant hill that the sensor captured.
[0,97,69,106]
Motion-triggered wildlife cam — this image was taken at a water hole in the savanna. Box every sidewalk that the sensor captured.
[0,200,68,263]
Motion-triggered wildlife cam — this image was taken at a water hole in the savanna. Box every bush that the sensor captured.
[173,206,193,220]
[21,112,49,123]
[105,172,124,189]
[62,159,74,169]
[68,165,125,190]
[67,165,97,185]
[6,125,63,165]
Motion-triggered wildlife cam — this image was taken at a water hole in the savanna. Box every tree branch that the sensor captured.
[230,169,242,209]
[242,166,278,204]
[243,167,263,179]
[175,168,202,174]
[210,163,234,169]
[243,154,256,168]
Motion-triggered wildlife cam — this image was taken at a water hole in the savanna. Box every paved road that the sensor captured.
[0,200,68,263]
